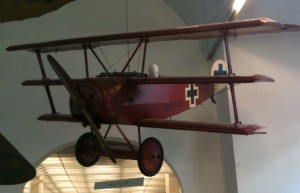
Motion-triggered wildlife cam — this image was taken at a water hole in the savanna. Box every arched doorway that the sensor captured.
[23,143,181,193]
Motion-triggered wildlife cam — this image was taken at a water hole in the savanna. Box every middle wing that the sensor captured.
[138,119,265,135]
[126,74,274,84]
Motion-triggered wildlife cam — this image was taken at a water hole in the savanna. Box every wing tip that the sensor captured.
[236,124,266,135]
[253,74,274,82]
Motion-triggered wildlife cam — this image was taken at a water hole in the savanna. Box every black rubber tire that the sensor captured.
[75,132,100,167]
[137,137,164,177]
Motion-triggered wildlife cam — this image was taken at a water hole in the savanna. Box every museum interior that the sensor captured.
[1,0,300,193]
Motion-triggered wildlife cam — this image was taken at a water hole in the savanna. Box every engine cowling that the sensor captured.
[69,78,122,125]
[70,79,102,126]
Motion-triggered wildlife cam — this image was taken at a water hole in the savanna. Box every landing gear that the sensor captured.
[75,132,100,167]
[75,132,164,177]
[138,137,164,177]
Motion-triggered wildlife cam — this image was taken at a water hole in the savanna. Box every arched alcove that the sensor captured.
[23,140,182,193]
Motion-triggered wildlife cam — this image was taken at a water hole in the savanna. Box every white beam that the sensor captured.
[30,176,43,193]
[165,174,180,193]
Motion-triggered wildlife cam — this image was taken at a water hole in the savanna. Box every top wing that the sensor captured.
[7,18,300,53]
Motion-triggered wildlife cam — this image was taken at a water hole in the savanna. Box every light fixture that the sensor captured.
[233,0,246,14]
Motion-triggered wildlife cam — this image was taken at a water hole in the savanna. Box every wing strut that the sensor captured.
[88,45,112,77]
[83,44,89,78]
[36,50,57,114]
[141,39,149,76]
[223,31,240,125]
[121,39,143,74]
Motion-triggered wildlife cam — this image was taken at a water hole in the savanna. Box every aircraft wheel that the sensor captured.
[75,132,100,167]
[138,137,164,177]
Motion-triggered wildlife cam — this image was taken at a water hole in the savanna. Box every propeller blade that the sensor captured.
[82,109,116,163]
[47,54,116,163]
[47,55,81,101]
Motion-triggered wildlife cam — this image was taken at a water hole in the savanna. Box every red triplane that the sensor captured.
[7,18,299,176]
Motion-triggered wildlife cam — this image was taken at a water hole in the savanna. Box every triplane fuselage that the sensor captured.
[41,76,214,126]
[7,18,300,177]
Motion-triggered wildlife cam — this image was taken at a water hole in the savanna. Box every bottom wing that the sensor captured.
[38,114,264,135]
[138,119,265,135]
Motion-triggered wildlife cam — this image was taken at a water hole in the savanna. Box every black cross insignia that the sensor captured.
[185,84,199,107]
[214,63,227,76]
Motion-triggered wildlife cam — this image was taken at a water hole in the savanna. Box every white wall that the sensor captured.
[0,1,228,193]
[227,1,300,193]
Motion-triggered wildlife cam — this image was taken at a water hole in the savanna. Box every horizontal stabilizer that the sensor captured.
[138,119,265,135]
[38,114,80,122]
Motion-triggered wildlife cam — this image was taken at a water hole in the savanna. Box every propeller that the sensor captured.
[47,54,116,163]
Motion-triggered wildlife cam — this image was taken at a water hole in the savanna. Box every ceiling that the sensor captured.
[0,0,232,24]
[23,145,179,193]
[165,0,233,25]
[165,0,233,59]
[0,0,74,23]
